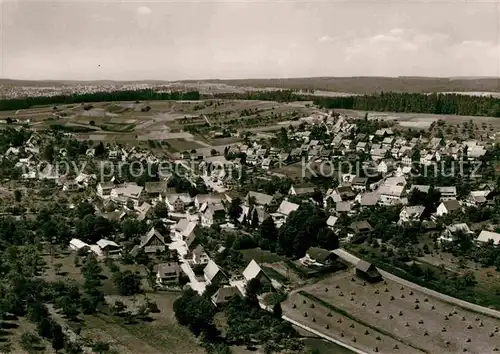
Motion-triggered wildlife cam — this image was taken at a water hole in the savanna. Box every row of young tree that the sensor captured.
[0,89,201,111]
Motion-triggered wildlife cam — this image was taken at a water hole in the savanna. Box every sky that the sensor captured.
[0,0,499,80]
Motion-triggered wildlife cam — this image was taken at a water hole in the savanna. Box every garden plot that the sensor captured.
[292,270,500,354]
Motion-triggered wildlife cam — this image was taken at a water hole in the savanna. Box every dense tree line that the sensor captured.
[0,89,201,111]
[211,90,305,103]
[313,92,500,117]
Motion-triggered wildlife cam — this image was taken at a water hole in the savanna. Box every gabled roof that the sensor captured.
[277,200,300,216]
[157,262,180,278]
[204,259,223,282]
[307,247,335,263]
[246,191,274,206]
[402,205,425,218]
[141,227,166,247]
[350,220,373,233]
[477,230,500,244]
[145,181,168,194]
[356,259,376,273]
[211,286,241,304]
[327,215,338,227]
[358,192,380,206]
[96,239,120,249]
[441,199,461,212]
[336,201,351,212]
[243,259,268,282]
[192,244,205,256]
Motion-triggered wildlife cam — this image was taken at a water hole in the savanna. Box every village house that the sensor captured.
[436,186,457,201]
[466,190,490,207]
[69,238,89,253]
[326,215,339,230]
[438,223,472,244]
[139,227,168,254]
[96,239,122,257]
[398,205,426,224]
[204,260,228,286]
[477,230,500,245]
[288,185,316,198]
[144,181,168,200]
[110,183,144,207]
[191,245,210,265]
[377,180,406,205]
[436,199,462,217]
[351,177,368,192]
[355,192,380,208]
[211,286,241,306]
[349,221,373,239]
[165,193,192,212]
[302,247,338,267]
[242,259,272,291]
[201,203,226,226]
[156,263,181,287]
[175,219,199,245]
[245,191,274,207]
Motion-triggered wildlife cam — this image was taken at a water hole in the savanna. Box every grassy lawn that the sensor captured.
[82,293,203,354]
[164,138,205,152]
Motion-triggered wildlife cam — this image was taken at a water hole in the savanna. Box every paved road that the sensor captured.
[333,248,500,319]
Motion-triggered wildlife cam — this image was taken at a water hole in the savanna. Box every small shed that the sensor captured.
[355,260,382,283]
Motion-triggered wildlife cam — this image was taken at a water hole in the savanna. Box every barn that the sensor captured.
[355,259,382,283]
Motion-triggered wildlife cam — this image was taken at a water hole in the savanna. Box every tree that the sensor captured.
[54,263,63,275]
[43,145,55,162]
[95,142,106,156]
[259,217,278,250]
[173,289,217,336]
[20,332,42,352]
[153,202,168,218]
[76,202,95,219]
[14,189,22,203]
[113,270,142,296]
[245,278,262,303]
[228,198,243,221]
[272,302,283,318]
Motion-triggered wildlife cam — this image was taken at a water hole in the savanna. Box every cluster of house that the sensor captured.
[196,113,491,175]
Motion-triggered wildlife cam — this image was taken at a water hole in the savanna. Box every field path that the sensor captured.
[332,248,500,319]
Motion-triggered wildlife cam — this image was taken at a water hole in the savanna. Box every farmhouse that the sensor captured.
[303,247,338,266]
[69,238,89,252]
[355,259,382,283]
[96,239,122,257]
[139,227,168,253]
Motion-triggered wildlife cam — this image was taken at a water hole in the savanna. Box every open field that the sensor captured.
[283,269,500,354]
[81,293,203,354]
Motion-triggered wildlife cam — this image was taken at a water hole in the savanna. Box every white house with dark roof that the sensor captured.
[242,259,272,289]
[436,200,462,217]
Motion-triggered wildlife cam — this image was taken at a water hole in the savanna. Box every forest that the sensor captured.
[312,92,500,117]
[0,89,201,111]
